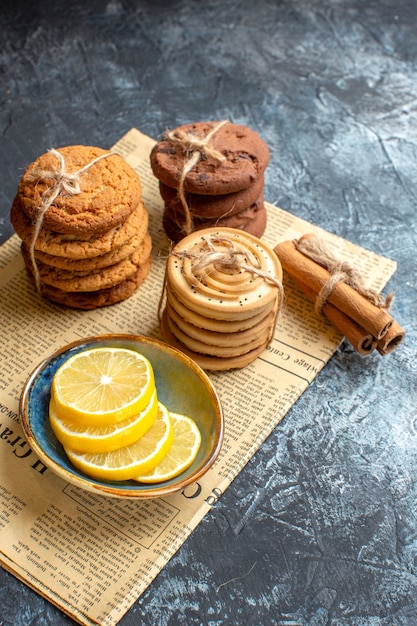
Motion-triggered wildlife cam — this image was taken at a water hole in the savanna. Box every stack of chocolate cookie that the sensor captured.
[10,145,152,309]
[160,227,283,371]
[150,121,270,243]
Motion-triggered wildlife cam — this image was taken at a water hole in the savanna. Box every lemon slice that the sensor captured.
[64,402,173,481]
[49,390,158,454]
[51,347,155,425]
[134,412,201,483]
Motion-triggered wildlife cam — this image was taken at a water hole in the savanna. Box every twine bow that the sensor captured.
[163,121,229,236]
[294,234,393,315]
[158,234,284,321]
[27,148,113,291]
[175,234,283,290]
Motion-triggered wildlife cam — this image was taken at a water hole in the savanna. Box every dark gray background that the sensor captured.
[1,1,416,624]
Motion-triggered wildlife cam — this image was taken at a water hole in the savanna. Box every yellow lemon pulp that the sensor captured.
[64,402,173,481]
[51,347,155,425]
[134,412,201,483]
[49,390,158,454]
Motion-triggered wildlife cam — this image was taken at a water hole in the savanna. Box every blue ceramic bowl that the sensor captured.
[20,334,224,499]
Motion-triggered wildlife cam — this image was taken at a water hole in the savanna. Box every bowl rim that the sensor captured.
[19,333,224,499]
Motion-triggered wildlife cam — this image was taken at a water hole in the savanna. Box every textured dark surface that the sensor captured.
[1,1,417,624]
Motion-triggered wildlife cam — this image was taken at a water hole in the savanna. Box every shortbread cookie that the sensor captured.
[160,227,283,371]
[162,197,267,243]
[165,300,277,349]
[11,196,148,259]
[35,257,152,310]
[159,174,265,219]
[165,228,282,320]
[21,234,152,292]
[160,310,271,371]
[150,121,270,195]
[165,311,272,357]
[165,283,276,333]
[18,146,141,235]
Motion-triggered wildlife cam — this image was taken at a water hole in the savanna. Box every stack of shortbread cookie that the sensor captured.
[150,121,270,242]
[160,227,283,371]
[10,145,152,309]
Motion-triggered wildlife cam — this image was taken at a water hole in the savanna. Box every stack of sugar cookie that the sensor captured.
[10,145,152,309]
[160,227,283,371]
[150,121,270,243]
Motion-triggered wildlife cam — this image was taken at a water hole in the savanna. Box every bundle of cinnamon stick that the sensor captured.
[274,234,405,356]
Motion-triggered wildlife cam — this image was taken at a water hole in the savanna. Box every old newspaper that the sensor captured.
[0,128,397,625]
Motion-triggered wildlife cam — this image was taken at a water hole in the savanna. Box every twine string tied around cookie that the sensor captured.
[294,234,393,315]
[163,120,229,236]
[175,234,284,290]
[158,235,284,322]
[27,148,113,291]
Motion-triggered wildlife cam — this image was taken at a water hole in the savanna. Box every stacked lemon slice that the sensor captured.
[49,347,201,483]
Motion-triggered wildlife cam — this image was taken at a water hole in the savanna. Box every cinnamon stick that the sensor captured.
[274,239,393,340]
[292,276,377,355]
[376,320,406,355]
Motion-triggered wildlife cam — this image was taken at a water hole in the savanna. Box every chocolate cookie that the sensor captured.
[150,121,270,195]
[162,196,267,243]
[18,145,141,235]
[158,173,265,219]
